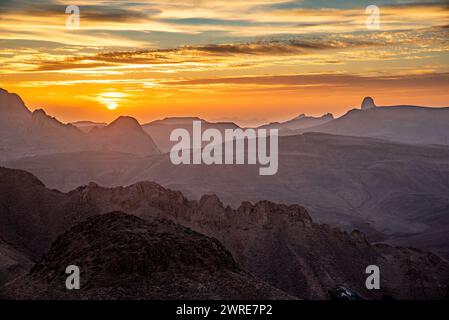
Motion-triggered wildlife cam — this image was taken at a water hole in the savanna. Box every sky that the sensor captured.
[0,0,448,126]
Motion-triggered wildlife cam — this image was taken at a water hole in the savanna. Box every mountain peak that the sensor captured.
[294,114,306,120]
[32,108,47,118]
[0,88,31,118]
[108,116,141,130]
[361,97,376,110]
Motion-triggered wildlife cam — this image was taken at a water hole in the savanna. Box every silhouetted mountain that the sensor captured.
[88,116,159,156]
[2,212,293,300]
[259,113,334,132]
[291,97,449,145]
[0,89,160,159]
[0,88,31,125]
[70,121,107,133]
[0,167,448,299]
[143,117,241,153]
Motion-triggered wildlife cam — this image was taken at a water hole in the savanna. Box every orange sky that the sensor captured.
[0,0,448,126]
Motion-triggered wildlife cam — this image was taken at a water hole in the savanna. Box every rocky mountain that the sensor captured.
[0,239,32,286]
[291,97,449,145]
[0,88,160,160]
[258,113,334,133]
[142,117,241,153]
[0,167,448,299]
[361,96,376,110]
[2,212,293,300]
[5,132,449,259]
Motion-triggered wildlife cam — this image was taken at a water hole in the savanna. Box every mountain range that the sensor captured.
[0,167,448,299]
[0,89,159,161]
[1,88,449,299]
[5,132,449,259]
[286,98,449,145]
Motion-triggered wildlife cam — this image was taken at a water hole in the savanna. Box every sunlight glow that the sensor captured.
[107,102,118,110]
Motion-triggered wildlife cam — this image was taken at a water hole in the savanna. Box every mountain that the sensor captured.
[258,113,334,132]
[0,88,31,129]
[0,89,160,160]
[0,239,32,286]
[5,133,449,259]
[2,212,293,300]
[291,97,449,145]
[0,167,81,259]
[88,116,159,156]
[0,89,86,160]
[142,117,241,153]
[70,121,107,133]
[0,167,448,299]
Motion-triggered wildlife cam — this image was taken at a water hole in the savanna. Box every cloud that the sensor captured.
[0,0,158,22]
[160,72,449,87]
[24,36,385,72]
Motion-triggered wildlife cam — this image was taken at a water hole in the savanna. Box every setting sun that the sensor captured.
[107,102,117,110]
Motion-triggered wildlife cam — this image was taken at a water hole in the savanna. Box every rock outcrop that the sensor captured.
[2,212,293,300]
[361,97,376,110]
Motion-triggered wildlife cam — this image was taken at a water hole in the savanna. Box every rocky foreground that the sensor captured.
[0,167,448,299]
[2,212,293,299]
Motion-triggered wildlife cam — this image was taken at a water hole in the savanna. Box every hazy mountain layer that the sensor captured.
[142,117,241,153]
[292,104,449,145]
[0,89,159,160]
[5,133,449,258]
[258,113,334,132]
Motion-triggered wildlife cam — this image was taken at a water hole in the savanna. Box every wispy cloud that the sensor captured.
[0,0,448,125]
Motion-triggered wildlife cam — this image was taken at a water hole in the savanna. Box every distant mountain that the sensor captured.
[3,212,293,300]
[6,133,449,259]
[0,88,160,160]
[291,97,449,145]
[0,88,31,130]
[0,89,85,160]
[143,117,241,153]
[0,167,448,299]
[70,120,106,133]
[258,113,334,132]
[88,116,159,156]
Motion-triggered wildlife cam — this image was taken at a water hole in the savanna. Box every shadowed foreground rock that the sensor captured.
[1,212,295,300]
[1,167,449,299]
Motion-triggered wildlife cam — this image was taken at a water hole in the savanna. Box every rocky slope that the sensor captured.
[0,167,448,299]
[0,239,32,286]
[2,212,293,300]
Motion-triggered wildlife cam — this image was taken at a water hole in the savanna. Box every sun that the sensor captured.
[107,102,118,110]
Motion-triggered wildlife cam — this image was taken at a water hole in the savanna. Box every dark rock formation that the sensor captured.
[361,97,376,110]
[2,212,294,300]
[0,167,448,299]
